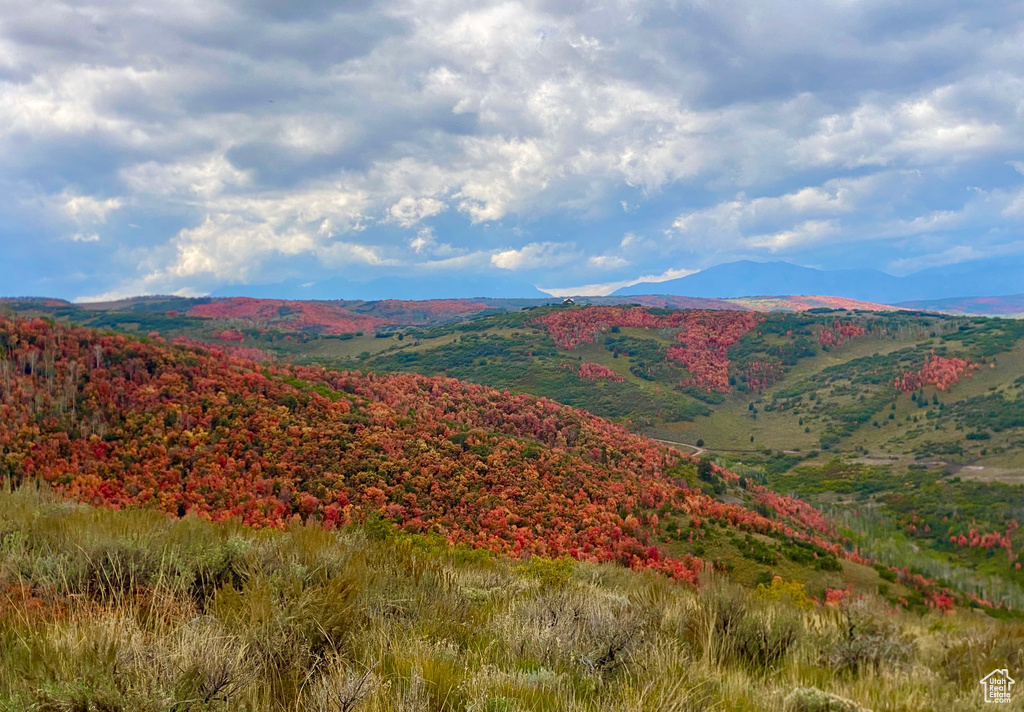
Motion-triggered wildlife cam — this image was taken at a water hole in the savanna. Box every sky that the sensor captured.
[1,0,1023,300]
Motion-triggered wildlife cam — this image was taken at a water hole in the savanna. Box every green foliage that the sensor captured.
[941,317,1024,356]
[369,331,709,423]
[514,556,575,588]
[946,392,1024,432]
[784,687,869,712]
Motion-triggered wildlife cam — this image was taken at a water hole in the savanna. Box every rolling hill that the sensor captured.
[0,315,895,594]
[898,294,1024,317]
[6,299,1024,610]
[6,301,1024,711]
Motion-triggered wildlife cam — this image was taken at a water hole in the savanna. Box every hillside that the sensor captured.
[0,315,910,599]
[345,305,1024,608]
[6,303,1024,610]
[898,294,1024,318]
[0,292,891,344]
[3,487,1016,712]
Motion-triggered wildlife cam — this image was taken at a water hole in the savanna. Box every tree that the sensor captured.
[697,459,714,482]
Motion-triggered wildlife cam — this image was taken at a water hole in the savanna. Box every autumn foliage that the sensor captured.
[735,360,786,391]
[0,317,862,586]
[893,352,977,393]
[362,299,493,324]
[536,307,762,392]
[565,361,625,382]
[170,336,276,363]
[817,319,867,347]
[189,297,391,335]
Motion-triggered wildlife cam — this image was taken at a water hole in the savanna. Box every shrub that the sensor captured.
[732,606,802,672]
[785,687,870,712]
[822,599,915,675]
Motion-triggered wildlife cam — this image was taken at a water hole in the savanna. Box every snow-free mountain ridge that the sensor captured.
[613,259,1024,303]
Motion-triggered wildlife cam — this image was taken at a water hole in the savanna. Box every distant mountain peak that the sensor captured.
[612,259,1024,303]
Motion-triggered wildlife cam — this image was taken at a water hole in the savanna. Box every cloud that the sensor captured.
[491,242,578,270]
[409,230,432,254]
[2,0,1024,297]
[792,90,1010,170]
[587,255,630,270]
[388,196,447,227]
[667,174,890,251]
[316,240,391,268]
[121,156,252,199]
[408,227,461,257]
[59,192,124,225]
[541,267,699,297]
[746,220,841,251]
[888,241,1024,274]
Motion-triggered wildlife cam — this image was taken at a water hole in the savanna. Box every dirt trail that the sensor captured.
[652,438,705,457]
[953,464,1024,485]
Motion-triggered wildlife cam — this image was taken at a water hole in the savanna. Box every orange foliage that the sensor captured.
[189,297,392,335]
[0,316,853,586]
[894,352,977,393]
[170,336,276,363]
[817,319,866,347]
[565,361,625,383]
[364,299,492,323]
[535,307,762,392]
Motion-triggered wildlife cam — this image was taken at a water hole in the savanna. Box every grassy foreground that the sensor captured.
[1,488,1021,712]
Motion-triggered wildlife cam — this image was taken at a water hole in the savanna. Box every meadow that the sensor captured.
[2,486,1020,712]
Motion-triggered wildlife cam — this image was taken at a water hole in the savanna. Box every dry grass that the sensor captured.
[0,487,1021,711]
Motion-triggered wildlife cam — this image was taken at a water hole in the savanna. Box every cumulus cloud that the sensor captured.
[121,156,252,199]
[2,0,1024,297]
[667,174,893,252]
[746,220,841,251]
[408,227,461,257]
[389,196,447,227]
[587,255,630,270]
[59,192,124,225]
[491,242,579,270]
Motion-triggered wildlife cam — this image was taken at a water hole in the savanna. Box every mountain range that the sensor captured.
[612,258,1024,304]
[214,258,1024,305]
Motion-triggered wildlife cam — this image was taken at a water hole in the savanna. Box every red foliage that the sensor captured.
[947,521,1016,560]
[665,312,763,392]
[824,587,851,608]
[893,352,977,393]
[189,297,392,335]
[213,329,245,342]
[565,361,624,383]
[817,319,866,347]
[536,307,762,392]
[170,337,276,363]
[0,317,707,582]
[364,299,492,324]
[0,316,869,587]
[735,360,785,391]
